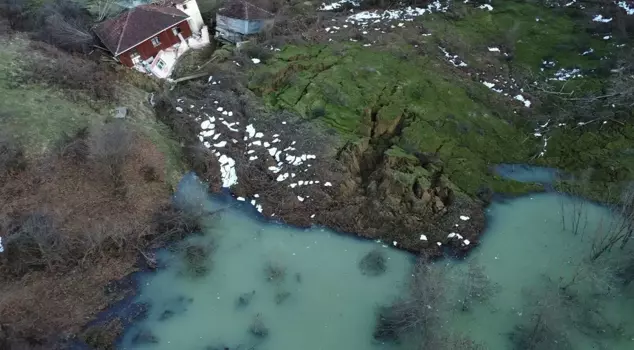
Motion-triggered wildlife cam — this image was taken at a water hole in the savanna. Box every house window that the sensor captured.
[157,59,166,70]
[130,49,141,63]
[172,27,182,36]
[151,36,161,47]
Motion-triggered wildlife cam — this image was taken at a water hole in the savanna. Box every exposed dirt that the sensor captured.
[167,71,485,256]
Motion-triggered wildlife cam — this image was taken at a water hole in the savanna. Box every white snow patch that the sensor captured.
[324,182,333,187]
[392,241,397,246]
[581,48,594,56]
[214,141,227,148]
[419,234,427,241]
[550,68,583,81]
[318,0,359,11]
[479,4,493,11]
[514,94,532,108]
[448,232,457,238]
[617,1,634,15]
[297,196,305,202]
[218,155,238,187]
[488,47,500,52]
[246,124,256,139]
[277,173,290,182]
[463,239,471,246]
[439,46,468,67]
[459,215,470,221]
[237,197,245,201]
[593,14,613,23]
[251,58,261,64]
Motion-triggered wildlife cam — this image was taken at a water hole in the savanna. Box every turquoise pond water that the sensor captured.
[117,174,634,350]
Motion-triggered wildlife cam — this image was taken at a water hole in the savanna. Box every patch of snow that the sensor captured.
[218,154,238,187]
[246,124,256,139]
[393,241,397,246]
[176,107,183,112]
[514,94,532,108]
[249,156,258,161]
[324,182,333,187]
[251,58,261,64]
[482,81,495,88]
[479,4,493,11]
[463,239,471,246]
[617,1,634,15]
[439,46,468,67]
[459,215,470,221]
[448,232,457,238]
[297,196,305,202]
[603,35,612,40]
[436,242,442,246]
[593,14,613,23]
[581,48,594,56]
[550,68,583,81]
[420,234,427,241]
[237,197,245,201]
[311,214,316,218]
[488,47,500,52]
[214,141,227,148]
[222,121,239,132]
[277,173,290,182]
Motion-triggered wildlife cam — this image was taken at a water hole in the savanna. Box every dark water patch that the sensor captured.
[493,163,562,184]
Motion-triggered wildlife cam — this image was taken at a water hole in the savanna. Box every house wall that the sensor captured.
[117,20,193,67]
[216,14,272,38]
[175,0,205,34]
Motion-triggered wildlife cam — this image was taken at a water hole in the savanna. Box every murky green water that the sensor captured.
[447,193,634,349]
[119,174,634,350]
[119,174,413,350]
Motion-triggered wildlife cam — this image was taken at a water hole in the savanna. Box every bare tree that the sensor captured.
[89,122,136,196]
[457,260,498,312]
[94,0,115,22]
[509,281,573,350]
[373,256,447,346]
[590,184,634,261]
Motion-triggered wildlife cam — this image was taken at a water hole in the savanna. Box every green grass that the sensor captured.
[0,38,105,155]
[249,43,543,196]
[424,1,612,72]
[0,35,185,187]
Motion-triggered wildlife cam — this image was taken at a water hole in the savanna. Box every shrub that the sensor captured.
[373,257,447,345]
[26,54,116,101]
[264,261,286,283]
[358,249,387,276]
[2,212,64,276]
[89,121,136,196]
[0,132,26,179]
[179,241,213,278]
[248,315,269,338]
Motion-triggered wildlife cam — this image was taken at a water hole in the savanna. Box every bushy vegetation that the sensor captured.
[358,249,387,276]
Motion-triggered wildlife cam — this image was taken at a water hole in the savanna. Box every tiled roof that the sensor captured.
[94,5,188,56]
[218,0,274,20]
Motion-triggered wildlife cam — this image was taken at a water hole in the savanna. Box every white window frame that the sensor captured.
[151,36,161,47]
[171,27,181,36]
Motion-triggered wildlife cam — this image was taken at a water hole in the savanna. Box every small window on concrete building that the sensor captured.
[157,59,166,70]
[151,36,161,47]
[172,26,182,36]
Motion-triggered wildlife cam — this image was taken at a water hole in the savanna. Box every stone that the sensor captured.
[112,106,127,119]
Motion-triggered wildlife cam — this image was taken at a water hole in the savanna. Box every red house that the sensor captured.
[94,4,193,68]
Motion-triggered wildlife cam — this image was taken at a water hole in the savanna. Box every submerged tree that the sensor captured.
[457,260,498,312]
[373,256,447,346]
[509,280,573,350]
[590,183,634,261]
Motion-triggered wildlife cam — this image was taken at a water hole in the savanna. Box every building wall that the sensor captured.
[117,20,192,67]
[216,14,272,38]
[175,0,205,34]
